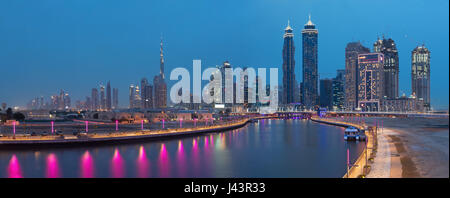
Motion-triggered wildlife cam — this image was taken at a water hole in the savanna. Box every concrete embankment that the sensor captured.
[0,119,252,147]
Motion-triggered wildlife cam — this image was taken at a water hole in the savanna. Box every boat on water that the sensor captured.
[344,126,366,141]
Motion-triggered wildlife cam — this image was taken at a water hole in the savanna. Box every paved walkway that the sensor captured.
[367,132,391,178]
[367,128,403,178]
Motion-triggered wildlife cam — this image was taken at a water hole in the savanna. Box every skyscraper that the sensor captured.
[244,68,249,107]
[134,85,141,108]
[357,53,384,111]
[411,45,431,109]
[100,85,105,110]
[91,88,99,111]
[332,69,345,110]
[153,38,167,109]
[319,78,333,109]
[112,88,119,109]
[282,20,296,104]
[106,81,112,110]
[219,61,232,106]
[129,84,141,109]
[63,92,70,109]
[129,84,135,109]
[345,42,370,110]
[85,97,91,110]
[374,37,399,99]
[58,89,65,110]
[141,78,153,109]
[301,15,318,108]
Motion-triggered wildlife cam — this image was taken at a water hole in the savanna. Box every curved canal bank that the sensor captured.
[311,117,375,178]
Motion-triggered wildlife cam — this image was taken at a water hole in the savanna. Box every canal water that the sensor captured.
[0,119,365,178]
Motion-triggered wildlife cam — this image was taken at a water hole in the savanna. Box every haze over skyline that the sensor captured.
[0,0,448,109]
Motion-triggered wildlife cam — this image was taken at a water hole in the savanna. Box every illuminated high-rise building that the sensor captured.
[63,92,70,109]
[100,85,105,110]
[134,85,141,108]
[153,37,167,109]
[332,69,345,110]
[112,88,119,109]
[301,14,318,108]
[219,61,232,106]
[374,37,399,99]
[129,84,134,109]
[282,20,296,104]
[91,88,99,110]
[106,81,112,110]
[357,53,384,111]
[58,89,65,110]
[411,45,431,110]
[344,42,370,110]
[141,78,153,109]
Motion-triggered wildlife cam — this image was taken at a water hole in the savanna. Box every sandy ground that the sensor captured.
[364,117,449,178]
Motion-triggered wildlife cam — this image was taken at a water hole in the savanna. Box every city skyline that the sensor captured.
[0,0,448,110]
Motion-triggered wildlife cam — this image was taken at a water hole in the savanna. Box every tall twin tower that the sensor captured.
[282,15,318,108]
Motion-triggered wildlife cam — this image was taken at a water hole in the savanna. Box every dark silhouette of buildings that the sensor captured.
[319,78,333,109]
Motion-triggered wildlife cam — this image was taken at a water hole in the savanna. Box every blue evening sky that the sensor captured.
[0,0,448,109]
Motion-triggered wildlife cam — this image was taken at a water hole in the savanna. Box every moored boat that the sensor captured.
[344,126,359,141]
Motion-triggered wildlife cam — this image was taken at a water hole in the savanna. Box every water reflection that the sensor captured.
[7,155,22,178]
[176,140,186,177]
[136,146,150,178]
[158,144,170,177]
[192,138,200,175]
[204,136,209,148]
[45,153,61,178]
[209,135,214,147]
[80,151,94,178]
[111,149,125,178]
[0,119,365,178]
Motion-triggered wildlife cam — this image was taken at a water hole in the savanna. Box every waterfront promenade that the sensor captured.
[313,116,449,178]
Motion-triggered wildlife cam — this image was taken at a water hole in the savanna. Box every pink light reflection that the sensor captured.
[136,146,150,178]
[193,139,198,150]
[80,151,94,178]
[204,136,209,148]
[158,144,170,177]
[7,155,22,178]
[209,135,214,147]
[45,153,61,178]
[111,149,125,178]
[176,140,186,177]
[191,138,200,175]
[51,121,54,134]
